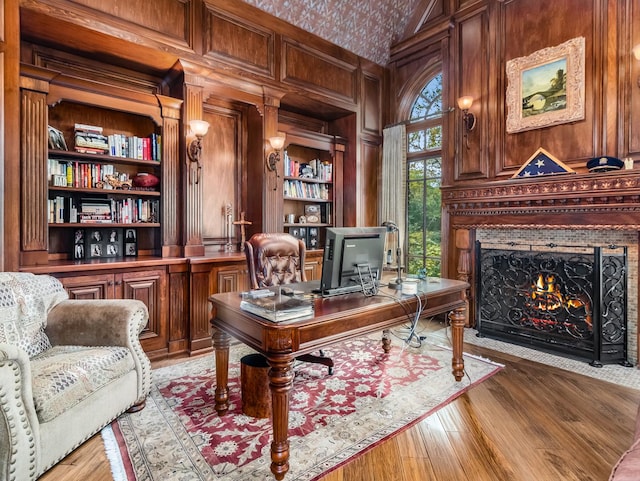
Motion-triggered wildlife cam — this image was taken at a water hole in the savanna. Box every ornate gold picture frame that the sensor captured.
[506,37,585,133]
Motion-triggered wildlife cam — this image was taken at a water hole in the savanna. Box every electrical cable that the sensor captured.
[373,288,427,348]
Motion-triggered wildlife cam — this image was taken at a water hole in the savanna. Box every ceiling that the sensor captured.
[239,0,430,65]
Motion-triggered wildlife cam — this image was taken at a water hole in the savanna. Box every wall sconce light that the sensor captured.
[633,44,640,87]
[187,119,210,184]
[457,96,476,149]
[266,131,286,189]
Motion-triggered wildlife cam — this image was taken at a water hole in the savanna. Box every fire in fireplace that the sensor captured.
[476,242,629,366]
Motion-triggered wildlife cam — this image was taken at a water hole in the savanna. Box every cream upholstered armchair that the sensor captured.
[0,272,152,481]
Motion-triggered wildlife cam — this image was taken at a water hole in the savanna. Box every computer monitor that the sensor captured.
[319,226,387,295]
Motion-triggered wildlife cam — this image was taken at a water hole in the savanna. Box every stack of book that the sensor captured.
[74,124,109,154]
[240,293,314,322]
[79,197,112,223]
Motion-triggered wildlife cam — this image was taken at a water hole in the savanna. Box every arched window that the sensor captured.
[406,73,442,277]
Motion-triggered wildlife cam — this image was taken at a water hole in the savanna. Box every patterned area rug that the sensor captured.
[102,334,502,481]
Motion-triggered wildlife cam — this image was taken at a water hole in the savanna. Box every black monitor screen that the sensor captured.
[319,226,387,294]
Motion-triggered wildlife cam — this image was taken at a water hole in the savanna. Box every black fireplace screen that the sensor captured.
[476,242,628,366]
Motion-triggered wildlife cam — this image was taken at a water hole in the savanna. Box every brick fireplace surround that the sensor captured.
[442,169,640,365]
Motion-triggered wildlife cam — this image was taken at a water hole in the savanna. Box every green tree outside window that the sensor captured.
[406,74,442,278]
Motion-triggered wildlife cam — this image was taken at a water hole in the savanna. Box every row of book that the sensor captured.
[282,153,332,181]
[283,180,330,200]
[48,196,159,224]
[48,158,123,189]
[72,123,161,161]
[106,133,161,161]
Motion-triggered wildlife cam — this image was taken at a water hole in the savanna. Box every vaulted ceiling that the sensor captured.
[239,0,435,65]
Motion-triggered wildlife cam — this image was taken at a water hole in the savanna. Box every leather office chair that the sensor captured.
[244,232,334,374]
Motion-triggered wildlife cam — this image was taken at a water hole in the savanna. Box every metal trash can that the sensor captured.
[240,353,271,418]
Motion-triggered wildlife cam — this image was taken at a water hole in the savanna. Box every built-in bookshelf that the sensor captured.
[282,139,337,250]
[46,101,164,262]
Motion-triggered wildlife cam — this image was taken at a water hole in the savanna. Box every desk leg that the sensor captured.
[449,306,465,381]
[267,356,295,481]
[212,329,230,415]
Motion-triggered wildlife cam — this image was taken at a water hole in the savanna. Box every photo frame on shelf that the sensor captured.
[288,226,307,247]
[304,204,320,216]
[307,226,320,249]
[506,37,585,133]
[304,204,321,223]
[83,228,123,259]
[73,229,85,260]
[48,126,68,151]
[124,228,138,257]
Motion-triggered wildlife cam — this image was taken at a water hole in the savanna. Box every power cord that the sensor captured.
[374,290,426,348]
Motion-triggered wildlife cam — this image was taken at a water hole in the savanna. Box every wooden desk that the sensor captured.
[209,278,468,480]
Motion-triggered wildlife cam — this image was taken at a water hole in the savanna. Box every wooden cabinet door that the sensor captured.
[213,265,249,293]
[304,251,323,280]
[60,273,115,299]
[118,269,167,357]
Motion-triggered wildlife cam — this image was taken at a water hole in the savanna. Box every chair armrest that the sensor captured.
[45,299,152,402]
[46,299,148,347]
[0,344,41,480]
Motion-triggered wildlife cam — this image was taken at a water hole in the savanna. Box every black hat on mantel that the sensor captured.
[586,156,624,172]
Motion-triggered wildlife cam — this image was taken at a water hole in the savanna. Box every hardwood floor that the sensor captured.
[41,333,640,481]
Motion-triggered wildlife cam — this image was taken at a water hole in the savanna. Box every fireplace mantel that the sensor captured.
[444,171,640,363]
[442,170,640,230]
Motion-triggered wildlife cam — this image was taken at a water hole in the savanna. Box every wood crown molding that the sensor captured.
[443,170,640,227]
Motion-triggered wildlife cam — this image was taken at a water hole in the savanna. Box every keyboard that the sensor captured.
[320,284,364,297]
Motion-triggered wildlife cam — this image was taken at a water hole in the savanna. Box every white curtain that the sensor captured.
[379,124,407,266]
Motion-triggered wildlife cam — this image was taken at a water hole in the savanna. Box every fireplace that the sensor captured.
[442,169,640,366]
[476,241,629,366]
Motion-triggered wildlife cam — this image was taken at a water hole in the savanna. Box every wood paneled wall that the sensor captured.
[389,0,640,277]
[5,0,388,271]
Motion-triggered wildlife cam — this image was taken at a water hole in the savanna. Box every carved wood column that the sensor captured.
[455,228,473,327]
[183,72,205,256]
[263,94,282,233]
[19,68,55,266]
[333,140,345,227]
[157,95,183,257]
[2,0,20,271]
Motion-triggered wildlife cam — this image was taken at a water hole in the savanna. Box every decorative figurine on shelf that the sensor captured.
[624,157,634,170]
[96,174,132,190]
[233,211,252,247]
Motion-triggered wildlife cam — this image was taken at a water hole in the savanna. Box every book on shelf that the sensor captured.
[48,196,78,223]
[80,197,111,215]
[79,214,113,224]
[283,179,330,200]
[74,123,103,134]
[106,133,162,161]
[75,124,109,153]
[240,295,314,322]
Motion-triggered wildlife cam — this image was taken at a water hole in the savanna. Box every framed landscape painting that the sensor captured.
[506,37,585,133]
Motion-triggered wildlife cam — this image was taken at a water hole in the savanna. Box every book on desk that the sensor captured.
[240,294,314,322]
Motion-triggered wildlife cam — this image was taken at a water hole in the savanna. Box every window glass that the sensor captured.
[410,76,443,122]
[405,73,443,277]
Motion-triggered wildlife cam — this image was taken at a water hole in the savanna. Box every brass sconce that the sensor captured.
[187,119,210,184]
[633,44,640,87]
[457,96,476,149]
[266,132,286,189]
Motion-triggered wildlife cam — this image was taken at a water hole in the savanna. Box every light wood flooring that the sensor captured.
[41,329,640,481]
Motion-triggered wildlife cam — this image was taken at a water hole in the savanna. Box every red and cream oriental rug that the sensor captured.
[102,333,502,481]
